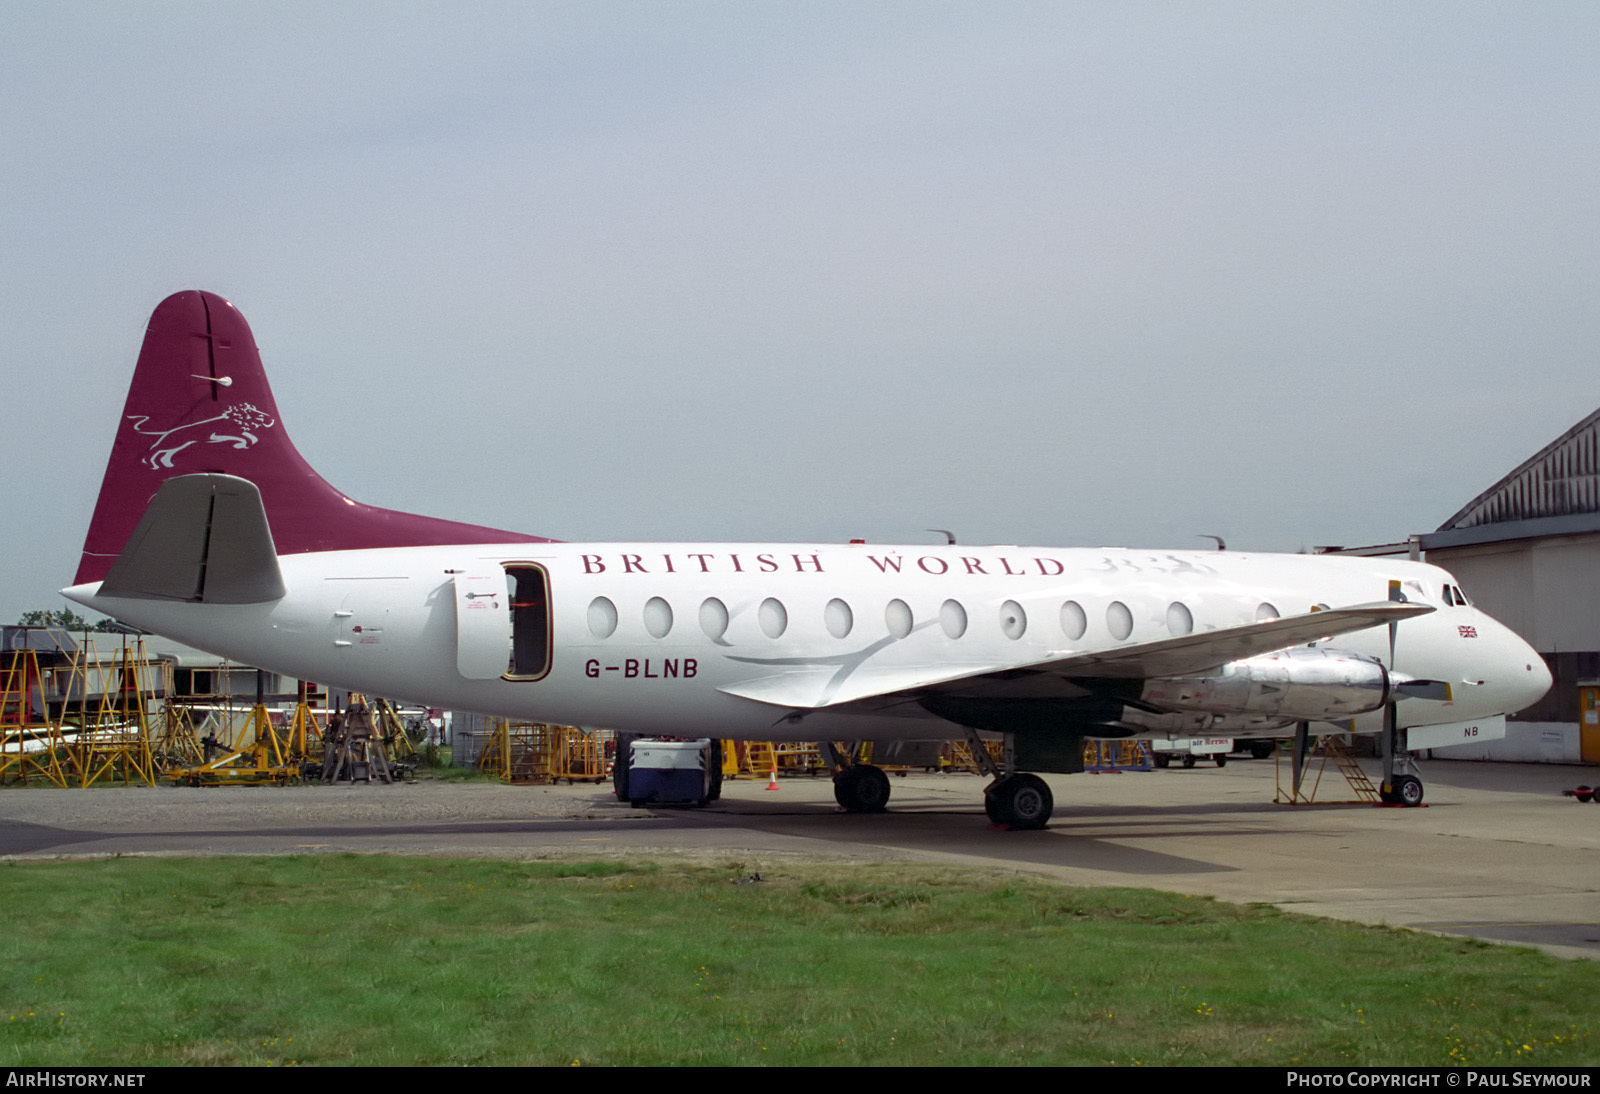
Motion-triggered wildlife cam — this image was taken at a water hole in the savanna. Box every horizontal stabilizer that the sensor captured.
[98,474,285,604]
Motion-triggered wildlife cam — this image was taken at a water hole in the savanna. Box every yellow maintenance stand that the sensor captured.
[1274,734,1381,805]
[0,633,69,787]
[65,637,156,788]
[164,672,320,786]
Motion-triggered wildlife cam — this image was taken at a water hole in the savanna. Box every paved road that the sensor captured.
[3,756,1597,959]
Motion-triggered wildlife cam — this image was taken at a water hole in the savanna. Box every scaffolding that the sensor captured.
[0,637,69,787]
[0,634,423,791]
[740,740,776,778]
[1083,739,1154,772]
[478,722,613,784]
[948,737,1004,775]
[553,726,608,783]
[150,696,205,771]
[63,637,156,788]
[477,719,541,783]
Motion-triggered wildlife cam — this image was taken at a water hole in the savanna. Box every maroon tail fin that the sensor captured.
[75,291,546,585]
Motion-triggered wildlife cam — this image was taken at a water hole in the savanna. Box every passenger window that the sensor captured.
[999,600,1026,640]
[886,599,913,639]
[1107,601,1133,641]
[940,599,968,639]
[759,598,788,639]
[1060,600,1088,640]
[825,598,854,638]
[588,596,618,639]
[1166,601,1193,636]
[643,597,673,639]
[700,597,729,640]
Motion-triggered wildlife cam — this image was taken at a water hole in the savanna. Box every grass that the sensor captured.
[0,856,1592,1066]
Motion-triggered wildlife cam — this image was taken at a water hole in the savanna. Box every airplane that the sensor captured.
[63,291,1552,828]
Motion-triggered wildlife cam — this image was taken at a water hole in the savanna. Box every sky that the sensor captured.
[4,1,1599,624]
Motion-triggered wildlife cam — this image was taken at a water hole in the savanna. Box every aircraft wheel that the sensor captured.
[707,739,723,802]
[1248,741,1276,759]
[834,765,890,813]
[1215,755,1228,768]
[984,791,1007,824]
[986,774,1053,830]
[1181,755,1197,769]
[1393,774,1424,807]
[1152,753,1171,769]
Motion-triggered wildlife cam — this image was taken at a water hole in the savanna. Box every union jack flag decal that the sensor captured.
[1458,625,1478,639]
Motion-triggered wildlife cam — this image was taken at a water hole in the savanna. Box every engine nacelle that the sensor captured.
[1140,647,1389,722]
[1110,708,1295,736]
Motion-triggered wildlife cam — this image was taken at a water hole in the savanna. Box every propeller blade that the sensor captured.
[1381,580,1403,795]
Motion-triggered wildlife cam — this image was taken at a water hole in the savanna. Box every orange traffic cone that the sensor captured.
[766,764,780,791]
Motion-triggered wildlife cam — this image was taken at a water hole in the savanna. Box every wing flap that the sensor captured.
[717,659,1003,709]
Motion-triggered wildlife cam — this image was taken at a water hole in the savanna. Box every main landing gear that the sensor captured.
[983,773,1053,830]
[822,737,1056,829]
[821,742,892,813]
[968,729,1054,830]
[833,763,891,813]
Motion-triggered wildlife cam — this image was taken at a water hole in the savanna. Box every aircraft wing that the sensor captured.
[716,600,1433,710]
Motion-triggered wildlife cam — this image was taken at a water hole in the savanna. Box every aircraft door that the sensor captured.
[453,567,511,679]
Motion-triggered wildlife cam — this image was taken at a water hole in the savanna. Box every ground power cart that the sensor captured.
[625,738,719,808]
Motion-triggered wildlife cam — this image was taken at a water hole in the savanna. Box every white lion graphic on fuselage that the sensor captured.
[126,403,277,469]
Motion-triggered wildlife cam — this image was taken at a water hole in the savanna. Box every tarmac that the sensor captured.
[2,753,1597,960]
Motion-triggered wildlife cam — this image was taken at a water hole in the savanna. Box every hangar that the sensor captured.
[1327,407,1600,765]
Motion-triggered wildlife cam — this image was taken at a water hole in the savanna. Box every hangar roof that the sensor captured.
[1422,407,1600,551]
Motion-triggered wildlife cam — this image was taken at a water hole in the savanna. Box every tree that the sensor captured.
[14,608,129,633]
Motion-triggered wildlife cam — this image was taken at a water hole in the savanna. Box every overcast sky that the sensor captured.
[4,2,1598,624]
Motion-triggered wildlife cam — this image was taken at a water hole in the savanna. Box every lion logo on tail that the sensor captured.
[126,403,278,469]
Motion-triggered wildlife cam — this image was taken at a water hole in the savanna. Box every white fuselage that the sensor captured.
[68,542,1550,744]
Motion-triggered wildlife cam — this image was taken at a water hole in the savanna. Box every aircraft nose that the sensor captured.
[1519,646,1553,710]
[1498,625,1551,714]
